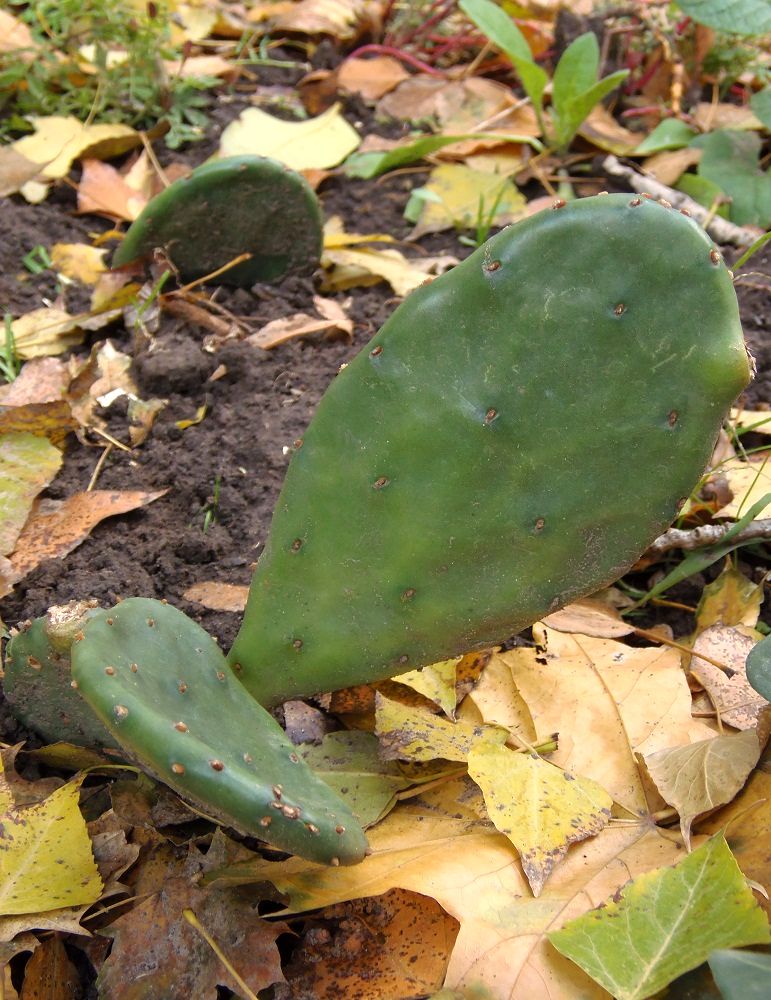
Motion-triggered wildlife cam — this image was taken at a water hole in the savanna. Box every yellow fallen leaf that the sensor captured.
[542,598,634,638]
[468,743,613,896]
[732,409,771,436]
[176,401,208,430]
[375,694,507,762]
[0,432,62,556]
[218,103,360,170]
[10,307,84,359]
[268,0,371,39]
[207,776,691,999]
[393,657,461,718]
[164,54,236,79]
[12,115,139,177]
[492,625,715,814]
[50,243,107,285]
[716,457,771,518]
[696,563,765,632]
[321,243,456,296]
[168,1,219,44]
[462,651,537,739]
[0,400,75,449]
[408,164,526,239]
[0,768,103,916]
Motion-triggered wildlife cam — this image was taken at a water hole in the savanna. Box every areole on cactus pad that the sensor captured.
[228,192,751,706]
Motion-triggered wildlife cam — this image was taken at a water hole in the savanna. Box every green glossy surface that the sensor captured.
[112,155,323,286]
[72,598,367,865]
[229,193,751,706]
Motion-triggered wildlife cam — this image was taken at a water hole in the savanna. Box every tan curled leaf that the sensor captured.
[690,625,768,729]
[9,489,167,580]
[248,312,348,350]
[0,432,62,556]
[0,145,45,197]
[468,743,613,896]
[0,770,103,916]
[76,158,150,222]
[183,581,249,613]
[643,729,762,849]
[12,117,140,182]
[542,598,634,638]
[375,693,507,762]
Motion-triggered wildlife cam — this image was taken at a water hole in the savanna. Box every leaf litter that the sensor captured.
[0,0,770,995]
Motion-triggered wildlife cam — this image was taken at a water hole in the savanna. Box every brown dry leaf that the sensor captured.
[9,489,167,580]
[690,625,768,729]
[50,243,107,285]
[17,934,80,999]
[576,104,640,155]
[10,308,84,360]
[76,159,149,222]
[0,358,69,405]
[642,147,701,186]
[268,0,373,40]
[99,863,286,998]
[248,297,353,349]
[67,339,140,430]
[282,888,459,999]
[337,55,409,101]
[208,777,691,998]
[542,598,634,638]
[163,54,235,79]
[492,625,715,814]
[643,728,762,849]
[182,581,249,612]
[377,75,515,131]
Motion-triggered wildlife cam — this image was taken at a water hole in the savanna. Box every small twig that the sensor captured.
[649,518,771,553]
[601,155,759,246]
[182,909,259,1000]
[90,426,133,452]
[139,131,170,189]
[86,444,113,491]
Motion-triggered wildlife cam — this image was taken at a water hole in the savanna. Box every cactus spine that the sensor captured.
[227,193,751,706]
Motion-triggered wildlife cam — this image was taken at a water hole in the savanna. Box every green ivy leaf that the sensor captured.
[708,949,771,1000]
[675,0,771,36]
[749,87,771,130]
[745,633,771,701]
[634,119,698,155]
[699,129,771,226]
[548,834,770,1000]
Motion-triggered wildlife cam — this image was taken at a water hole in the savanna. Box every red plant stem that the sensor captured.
[345,43,445,76]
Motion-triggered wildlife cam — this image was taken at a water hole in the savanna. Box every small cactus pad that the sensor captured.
[111,155,323,286]
[71,598,367,865]
[3,602,116,748]
[228,193,751,706]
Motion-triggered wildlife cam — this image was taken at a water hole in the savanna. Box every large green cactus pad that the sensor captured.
[71,598,367,865]
[111,155,323,286]
[228,193,751,706]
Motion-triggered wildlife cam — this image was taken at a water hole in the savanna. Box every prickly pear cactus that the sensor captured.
[3,601,117,748]
[71,598,367,865]
[112,155,323,286]
[228,193,751,706]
